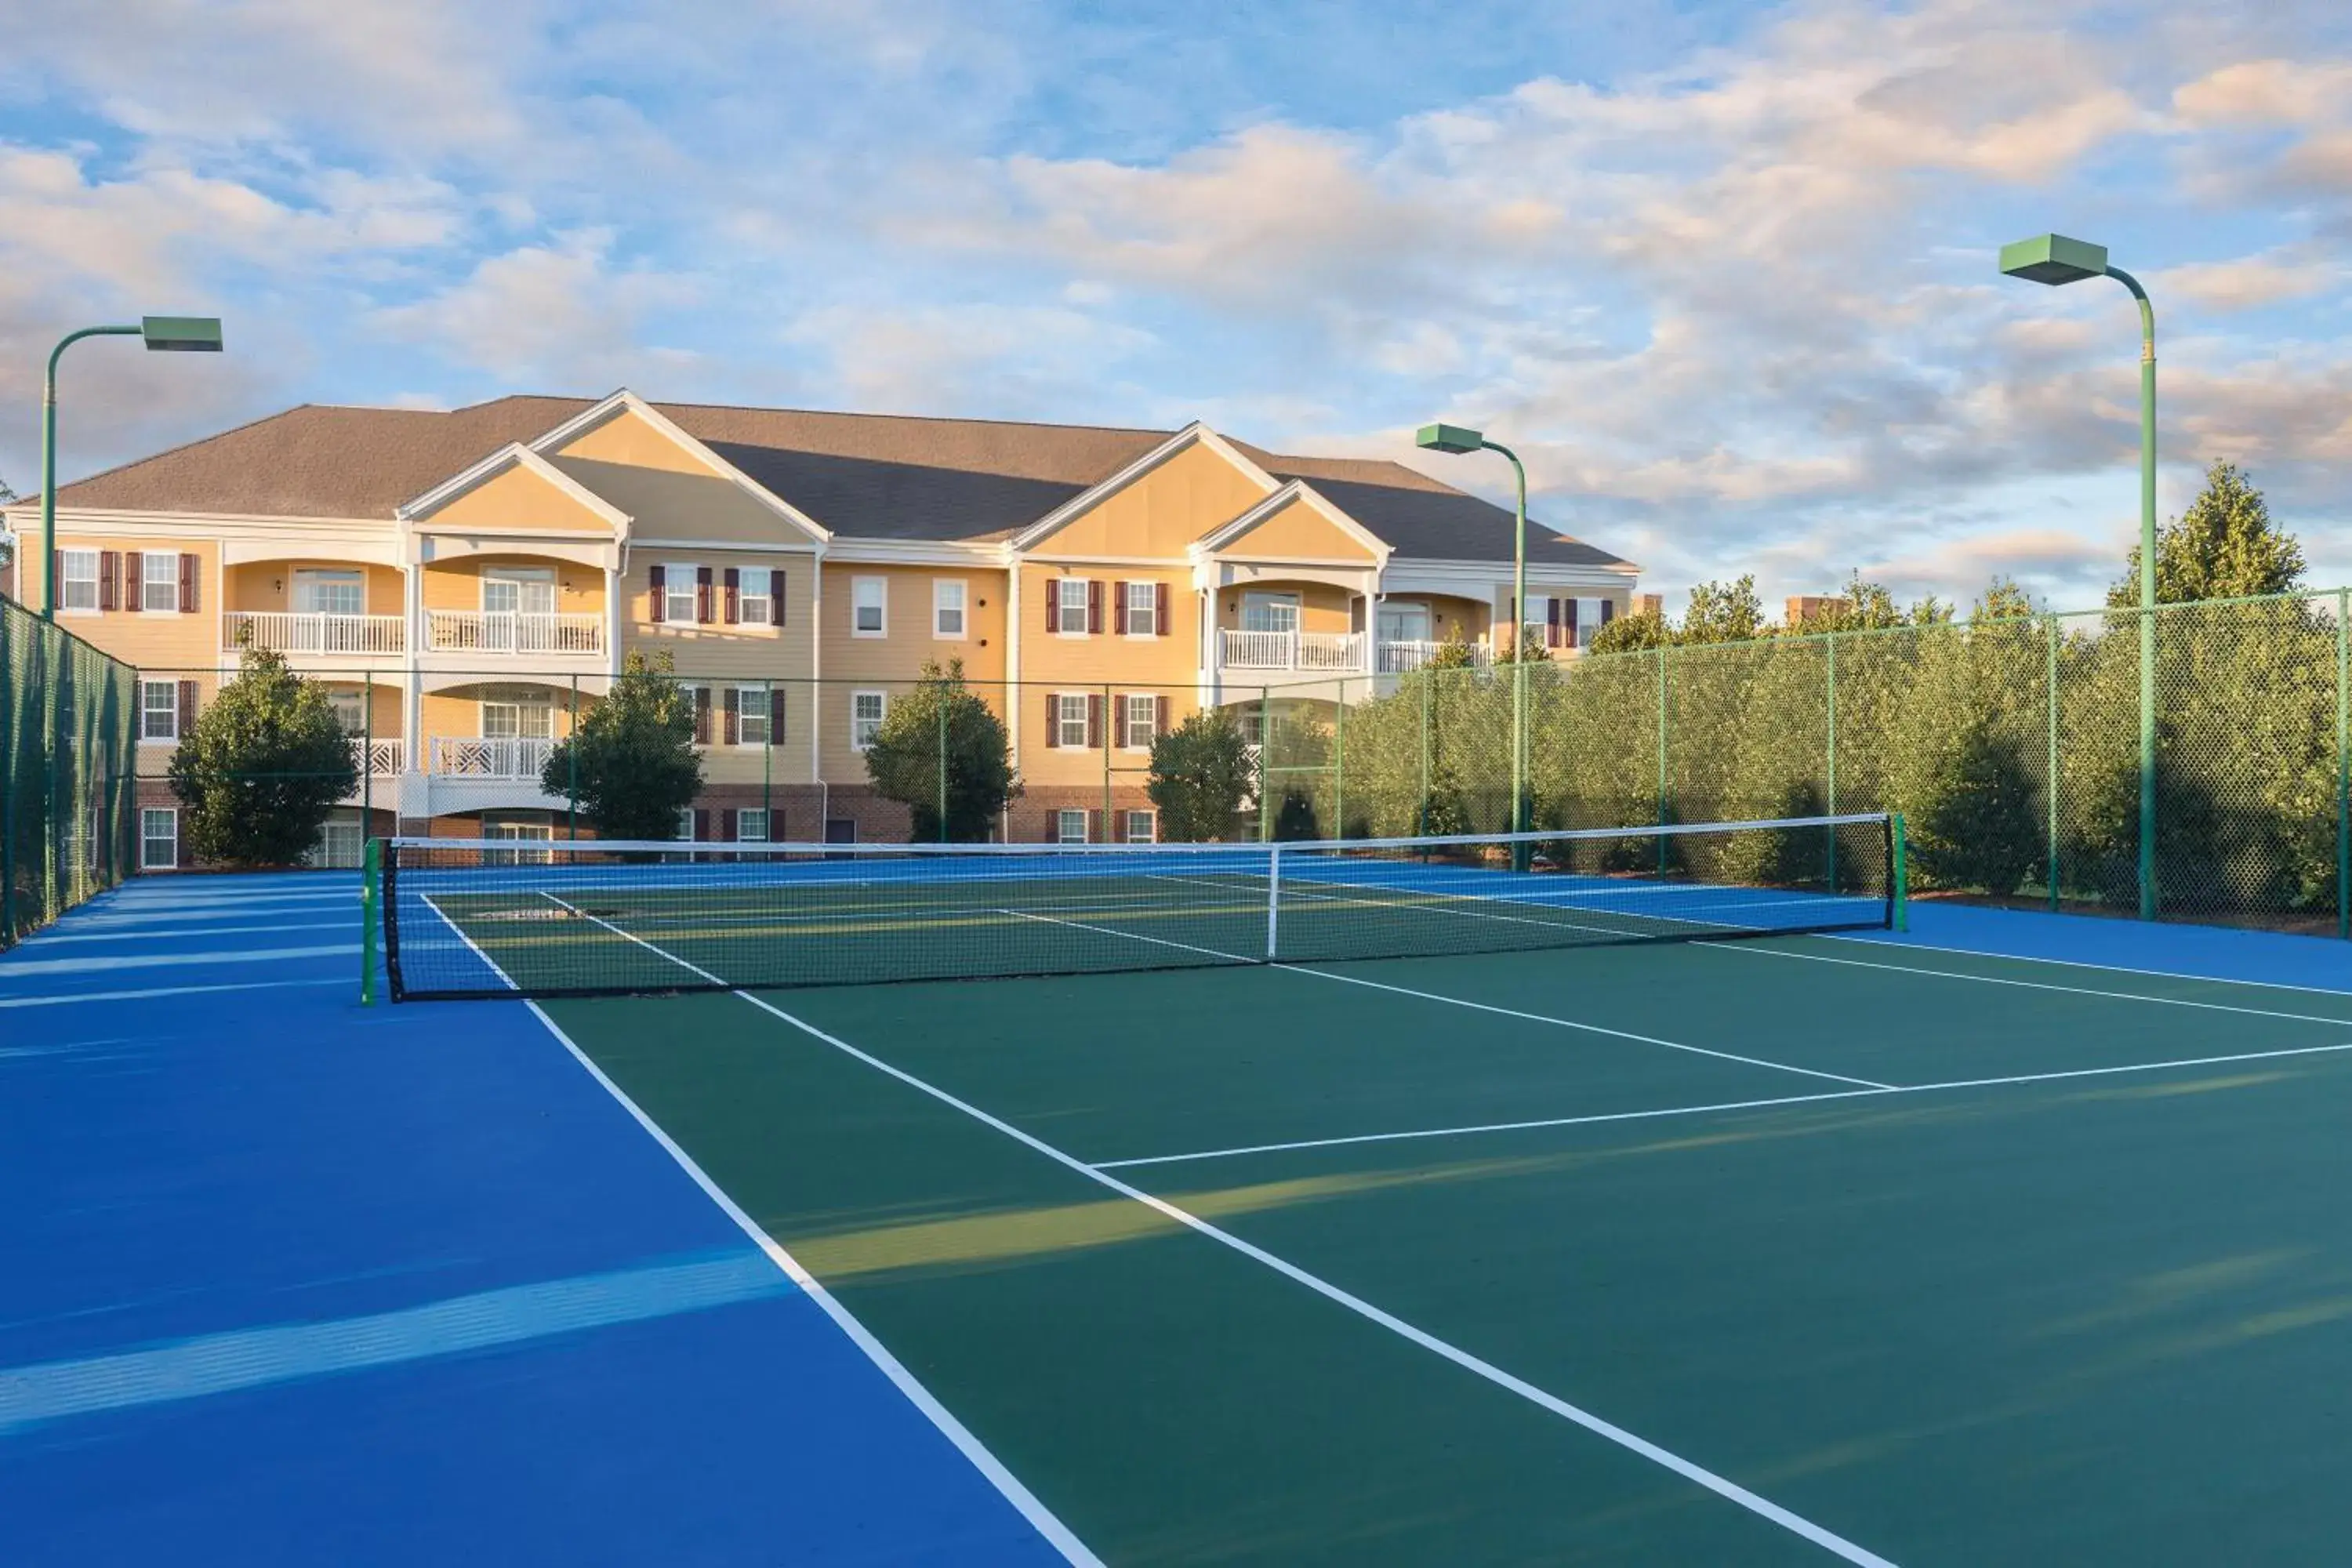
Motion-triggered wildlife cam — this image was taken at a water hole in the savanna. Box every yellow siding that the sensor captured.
[1216,581,1357,635]
[548,405,713,475]
[419,556,604,614]
[1218,495,1377,563]
[1037,441,1268,559]
[223,561,401,614]
[622,551,818,672]
[44,535,222,673]
[1014,564,1201,790]
[815,564,1010,785]
[426,463,615,533]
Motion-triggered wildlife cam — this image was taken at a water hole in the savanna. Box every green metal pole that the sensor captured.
[940,695,951,844]
[1334,686,1345,839]
[40,326,143,620]
[2108,266,2158,921]
[361,834,379,1006]
[2047,612,2061,913]
[1484,441,1530,864]
[361,673,373,844]
[1892,811,1909,932]
[1417,670,1431,839]
[1101,684,1112,843]
[1258,687,1272,841]
[1825,631,1838,893]
[568,673,579,840]
[763,678,773,840]
[1656,643,1669,876]
[2337,589,2348,940]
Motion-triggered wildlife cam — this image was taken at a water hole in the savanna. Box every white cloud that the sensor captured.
[372,231,701,386]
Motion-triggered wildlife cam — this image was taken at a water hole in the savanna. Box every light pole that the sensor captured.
[1999,234,2157,920]
[1416,422,1530,857]
[41,317,223,619]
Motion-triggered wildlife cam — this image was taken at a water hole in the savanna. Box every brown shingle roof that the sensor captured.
[22,395,1632,570]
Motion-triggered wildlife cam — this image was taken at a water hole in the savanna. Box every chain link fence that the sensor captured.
[2,593,140,946]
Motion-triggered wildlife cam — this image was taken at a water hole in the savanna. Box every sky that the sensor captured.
[3,0,2351,615]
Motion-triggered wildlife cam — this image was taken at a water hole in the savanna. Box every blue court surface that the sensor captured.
[8,873,2352,1565]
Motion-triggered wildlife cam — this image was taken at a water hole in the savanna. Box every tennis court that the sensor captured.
[390,822,2352,1563]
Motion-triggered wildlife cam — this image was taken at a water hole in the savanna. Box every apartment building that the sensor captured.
[6,390,1637,866]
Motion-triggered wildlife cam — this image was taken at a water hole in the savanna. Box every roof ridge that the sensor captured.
[655,398,1177,441]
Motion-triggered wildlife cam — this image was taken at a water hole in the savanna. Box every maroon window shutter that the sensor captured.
[1086,692,1102,750]
[1564,598,1580,648]
[177,680,198,735]
[723,688,740,746]
[1087,580,1102,634]
[1601,599,1615,626]
[719,808,736,842]
[1156,695,1171,737]
[123,550,143,613]
[1155,583,1170,635]
[771,568,786,626]
[180,553,198,614]
[693,808,710,842]
[769,687,787,739]
[97,551,118,612]
[696,566,713,623]
[648,563,666,623]
[1544,597,1561,648]
[1045,581,1060,634]
[724,567,741,625]
[1044,691,1060,748]
[1113,581,1128,636]
[1089,808,1104,844]
[693,687,711,745]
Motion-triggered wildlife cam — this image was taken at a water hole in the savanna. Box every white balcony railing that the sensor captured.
[223,611,405,655]
[353,738,405,775]
[1375,638,1496,673]
[430,735,556,780]
[426,610,604,656]
[1220,629,1363,672]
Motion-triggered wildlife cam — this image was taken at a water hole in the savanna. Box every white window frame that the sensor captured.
[294,568,366,617]
[932,578,967,640]
[1055,578,1089,636]
[851,690,887,751]
[326,688,368,735]
[1055,808,1088,845]
[735,808,770,844]
[1241,591,1298,634]
[738,566,774,626]
[1577,597,1606,649]
[481,700,554,741]
[140,681,179,743]
[735,685,771,747]
[140,808,178,869]
[485,815,556,866]
[1125,808,1157,844]
[1055,692,1090,750]
[662,561,700,624]
[141,551,184,614]
[481,566,554,617]
[58,549,100,615]
[1121,693,1156,752]
[1124,581,1158,638]
[677,807,696,842]
[851,576,887,637]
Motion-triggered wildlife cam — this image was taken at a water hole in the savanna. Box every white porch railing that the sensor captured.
[223,611,405,655]
[426,610,604,655]
[1375,638,1496,673]
[1220,629,1363,671]
[353,738,405,775]
[430,735,556,779]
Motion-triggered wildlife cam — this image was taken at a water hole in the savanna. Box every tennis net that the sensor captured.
[379,814,1894,1001]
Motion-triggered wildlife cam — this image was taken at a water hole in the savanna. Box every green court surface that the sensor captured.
[537,935,2352,1564]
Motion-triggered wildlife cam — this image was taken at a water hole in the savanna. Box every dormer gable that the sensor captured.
[1012,423,1279,560]
[1195,481,1389,568]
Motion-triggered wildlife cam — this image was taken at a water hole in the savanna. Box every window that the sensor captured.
[141,808,177,869]
[1577,597,1607,649]
[1056,809,1088,845]
[1122,694,1157,750]
[482,701,554,740]
[485,816,554,866]
[1241,592,1298,633]
[736,808,770,844]
[141,681,179,742]
[58,550,99,613]
[1055,578,1089,635]
[662,563,699,624]
[1124,581,1158,637]
[933,579,967,639]
[852,576,887,637]
[851,691,887,750]
[310,820,365,869]
[1056,693,1090,749]
[736,686,772,746]
[294,569,365,616]
[1125,809,1156,844]
[739,567,773,626]
[326,688,367,734]
[141,552,181,612]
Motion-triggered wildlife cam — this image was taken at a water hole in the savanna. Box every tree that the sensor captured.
[2109,460,2305,608]
[1910,720,2043,897]
[862,659,1018,841]
[1679,575,1769,644]
[1588,608,1670,653]
[1147,707,1256,840]
[539,649,701,840]
[1973,575,2038,622]
[169,646,358,866]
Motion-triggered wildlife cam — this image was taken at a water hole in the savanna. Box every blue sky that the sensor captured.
[4,0,2351,612]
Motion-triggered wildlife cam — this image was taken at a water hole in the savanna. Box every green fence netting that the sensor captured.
[2,592,141,946]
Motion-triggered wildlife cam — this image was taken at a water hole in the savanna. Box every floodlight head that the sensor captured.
[140,315,223,352]
[1999,234,2109,287]
[1416,422,1486,455]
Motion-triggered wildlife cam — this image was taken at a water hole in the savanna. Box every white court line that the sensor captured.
[1094,1040,2352,1169]
[0,943,357,978]
[441,893,1098,1567]
[1824,931,2352,1000]
[550,897,1898,1568]
[1713,942,2352,1029]
[999,909,1891,1092]
[17,921,345,946]
[0,978,347,1009]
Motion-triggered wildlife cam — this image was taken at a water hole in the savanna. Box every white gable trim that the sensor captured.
[1007,422,1279,553]
[397,443,633,534]
[1192,480,1391,565]
[528,389,833,545]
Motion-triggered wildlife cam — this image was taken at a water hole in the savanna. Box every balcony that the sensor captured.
[354,738,405,775]
[223,610,405,657]
[425,610,604,657]
[1219,628,1363,672]
[430,735,556,780]
[1375,638,1495,673]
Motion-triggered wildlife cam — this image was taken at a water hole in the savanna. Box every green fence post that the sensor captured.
[939,695,950,844]
[361,673,374,845]
[2338,590,2348,940]
[1258,686,1272,841]
[361,834,380,1006]
[1825,630,1838,893]
[1417,670,1431,837]
[1102,683,1114,842]
[567,673,580,840]
[1655,642,1670,876]
[763,678,774,840]
[1334,682,1346,838]
[1892,811,1909,933]
[2047,612,2061,913]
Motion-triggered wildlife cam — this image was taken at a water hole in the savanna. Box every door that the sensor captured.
[482,568,556,651]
